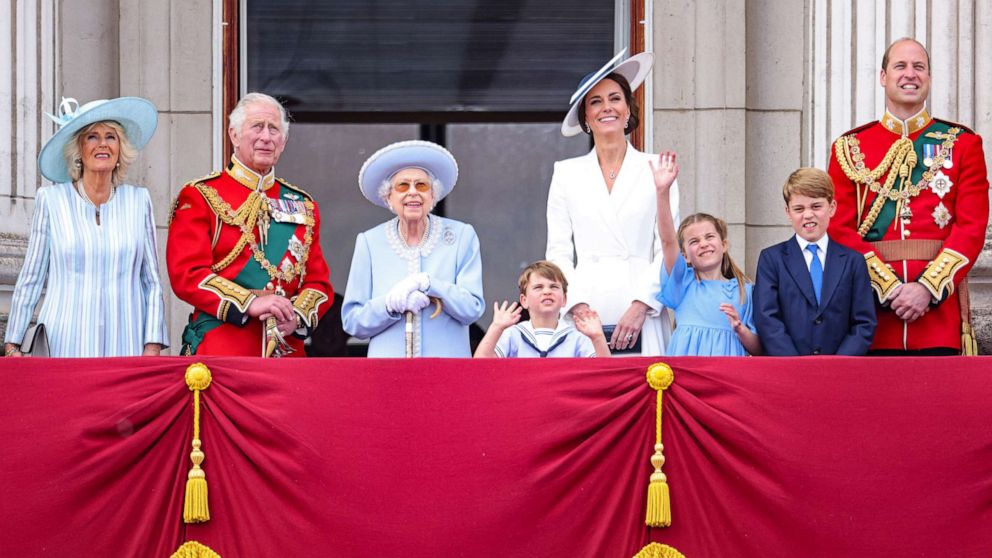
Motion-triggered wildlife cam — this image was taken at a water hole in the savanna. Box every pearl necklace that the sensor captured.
[76,181,115,225]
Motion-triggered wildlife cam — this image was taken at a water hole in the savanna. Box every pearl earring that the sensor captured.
[584,123,591,134]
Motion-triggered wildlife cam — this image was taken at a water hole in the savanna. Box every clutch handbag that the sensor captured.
[601,324,642,354]
[19,323,50,357]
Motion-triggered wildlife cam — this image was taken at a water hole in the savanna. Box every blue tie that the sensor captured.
[807,244,823,304]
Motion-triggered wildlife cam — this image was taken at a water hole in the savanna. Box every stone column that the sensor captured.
[652,0,748,266]
[119,0,216,352]
[743,0,808,274]
[0,0,57,339]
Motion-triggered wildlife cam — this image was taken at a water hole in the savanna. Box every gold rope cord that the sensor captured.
[645,363,674,528]
[184,363,212,523]
[833,128,961,236]
[197,183,316,282]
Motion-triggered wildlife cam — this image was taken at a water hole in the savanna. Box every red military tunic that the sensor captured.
[167,156,333,356]
[827,109,989,351]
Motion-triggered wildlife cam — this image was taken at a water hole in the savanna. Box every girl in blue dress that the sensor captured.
[652,151,761,356]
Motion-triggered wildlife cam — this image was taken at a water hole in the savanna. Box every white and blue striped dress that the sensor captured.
[5,182,169,356]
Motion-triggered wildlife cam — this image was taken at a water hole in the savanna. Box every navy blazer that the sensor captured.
[753,236,876,356]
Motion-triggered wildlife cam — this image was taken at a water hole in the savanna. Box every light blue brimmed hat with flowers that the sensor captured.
[38,96,159,183]
[358,140,459,210]
[561,48,655,137]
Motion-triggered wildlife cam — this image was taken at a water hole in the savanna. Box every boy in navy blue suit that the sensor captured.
[754,168,876,355]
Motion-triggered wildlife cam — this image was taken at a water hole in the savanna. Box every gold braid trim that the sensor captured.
[834,128,962,237]
[918,248,968,302]
[292,288,329,328]
[199,274,256,314]
[170,541,221,558]
[248,199,315,285]
[632,543,686,558]
[167,195,181,227]
[194,182,316,283]
[863,252,902,304]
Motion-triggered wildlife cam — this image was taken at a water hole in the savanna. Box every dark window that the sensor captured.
[246,0,613,121]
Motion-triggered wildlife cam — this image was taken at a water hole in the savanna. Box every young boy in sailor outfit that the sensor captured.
[475,261,611,358]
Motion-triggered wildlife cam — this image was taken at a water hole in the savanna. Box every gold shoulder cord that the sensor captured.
[834,128,961,236]
[194,183,315,283]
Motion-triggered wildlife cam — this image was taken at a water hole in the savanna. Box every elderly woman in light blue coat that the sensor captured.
[342,140,484,357]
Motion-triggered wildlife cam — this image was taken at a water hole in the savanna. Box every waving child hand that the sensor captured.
[649,150,679,194]
[573,310,603,337]
[491,300,522,330]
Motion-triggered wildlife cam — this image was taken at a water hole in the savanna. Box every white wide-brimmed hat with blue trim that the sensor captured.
[358,140,459,210]
[38,96,159,183]
[561,48,655,137]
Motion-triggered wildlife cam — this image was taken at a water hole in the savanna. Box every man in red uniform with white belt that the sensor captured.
[167,92,332,357]
[827,38,989,355]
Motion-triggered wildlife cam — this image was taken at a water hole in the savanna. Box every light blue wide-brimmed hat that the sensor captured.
[561,48,655,137]
[38,96,159,183]
[358,140,459,210]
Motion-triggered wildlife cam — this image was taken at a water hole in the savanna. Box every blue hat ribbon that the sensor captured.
[44,97,80,128]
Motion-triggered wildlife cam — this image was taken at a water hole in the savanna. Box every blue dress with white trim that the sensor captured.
[342,215,485,357]
[657,254,754,356]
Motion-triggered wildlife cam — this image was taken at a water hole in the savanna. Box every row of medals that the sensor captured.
[901,143,954,230]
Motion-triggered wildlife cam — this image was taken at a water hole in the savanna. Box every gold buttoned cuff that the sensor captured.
[864,252,901,304]
[918,248,968,303]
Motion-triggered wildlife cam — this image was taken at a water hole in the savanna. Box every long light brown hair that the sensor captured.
[676,213,750,304]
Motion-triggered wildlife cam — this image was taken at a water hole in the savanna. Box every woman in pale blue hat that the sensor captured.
[342,140,484,357]
[545,49,679,356]
[3,97,169,357]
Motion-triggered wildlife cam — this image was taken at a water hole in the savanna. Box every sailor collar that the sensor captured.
[880,107,931,137]
[227,155,277,191]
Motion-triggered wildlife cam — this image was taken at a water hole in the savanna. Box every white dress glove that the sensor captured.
[386,273,432,315]
[409,272,430,292]
[405,290,431,314]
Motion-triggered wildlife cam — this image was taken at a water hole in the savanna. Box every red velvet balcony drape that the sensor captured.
[1,356,990,557]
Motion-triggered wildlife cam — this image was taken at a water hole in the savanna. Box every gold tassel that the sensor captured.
[645,363,674,528]
[961,322,979,356]
[631,542,686,558]
[170,540,222,558]
[184,363,213,523]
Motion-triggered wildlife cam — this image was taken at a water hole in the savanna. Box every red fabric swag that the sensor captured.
[1,356,990,557]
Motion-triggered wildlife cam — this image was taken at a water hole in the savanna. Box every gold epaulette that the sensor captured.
[169,172,221,226]
[864,252,901,304]
[277,178,315,201]
[918,248,969,302]
[932,118,975,135]
[184,171,222,189]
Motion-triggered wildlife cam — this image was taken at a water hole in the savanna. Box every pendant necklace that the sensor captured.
[602,146,626,181]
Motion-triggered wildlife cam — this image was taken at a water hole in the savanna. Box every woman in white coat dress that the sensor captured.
[546,50,679,355]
